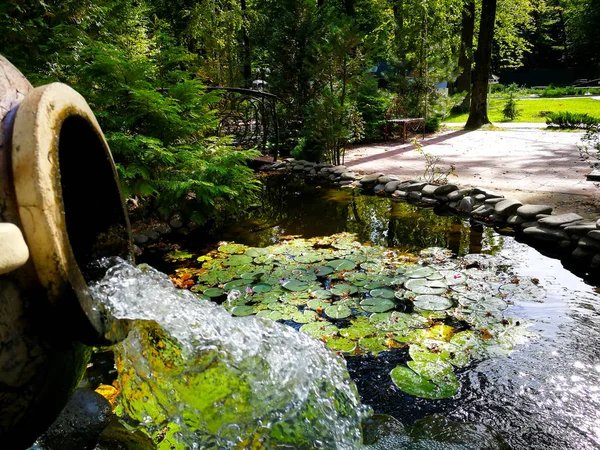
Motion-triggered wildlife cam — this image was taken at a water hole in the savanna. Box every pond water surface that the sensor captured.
[145,175,600,449]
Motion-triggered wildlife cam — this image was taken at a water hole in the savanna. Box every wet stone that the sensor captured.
[472,205,495,217]
[360,173,384,184]
[151,223,172,235]
[447,189,472,202]
[392,190,408,198]
[421,197,437,205]
[558,240,573,250]
[507,215,525,226]
[402,182,427,192]
[494,199,522,217]
[564,223,597,235]
[580,236,600,251]
[521,221,538,229]
[433,184,458,196]
[484,197,504,206]
[385,181,402,193]
[592,254,600,268]
[292,165,305,172]
[523,226,569,241]
[142,230,161,241]
[573,247,596,259]
[597,218,600,229]
[588,230,600,240]
[341,172,357,180]
[474,194,486,202]
[37,388,112,450]
[377,175,400,184]
[489,214,505,223]
[457,196,474,213]
[516,204,553,219]
[374,184,386,194]
[408,192,422,201]
[420,184,439,197]
[310,169,317,175]
[338,180,354,186]
[538,213,583,228]
[133,234,149,245]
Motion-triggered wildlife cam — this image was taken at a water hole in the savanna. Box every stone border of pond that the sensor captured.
[260,158,600,273]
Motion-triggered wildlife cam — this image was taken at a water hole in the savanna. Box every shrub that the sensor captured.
[541,87,600,97]
[501,84,521,121]
[425,115,442,133]
[545,112,600,129]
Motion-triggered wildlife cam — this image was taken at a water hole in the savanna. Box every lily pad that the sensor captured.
[370,288,395,299]
[223,279,248,290]
[404,266,436,279]
[203,287,224,298]
[307,298,330,310]
[325,303,352,319]
[413,295,454,311]
[291,310,318,324]
[282,279,309,292]
[310,289,333,299]
[360,297,396,313]
[218,243,248,254]
[458,295,508,312]
[256,310,283,321]
[231,305,255,316]
[244,247,269,258]
[299,321,339,339]
[252,283,273,293]
[240,271,266,281]
[330,284,359,296]
[405,279,447,295]
[326,337,356,353]
[225,254,253,266]
[390,361,459,400]
[328,259,357,271]
[359,336,388,355]
[339,317,378,339]
[313,265,335,277]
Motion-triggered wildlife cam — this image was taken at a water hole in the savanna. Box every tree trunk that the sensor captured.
[240,0,252,88]
[453,0,475,113]
[465,0,497,129]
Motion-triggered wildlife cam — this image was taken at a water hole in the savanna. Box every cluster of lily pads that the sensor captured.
[167,233,541,400]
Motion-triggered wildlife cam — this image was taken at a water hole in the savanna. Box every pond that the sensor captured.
[134,174,600,449]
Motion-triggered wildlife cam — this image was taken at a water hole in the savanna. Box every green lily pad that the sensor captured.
[282,279,309,292]
[291,310,318,324]
[165,250,193,261]
[252,283,272,293]
[405,279,447,295]
[359,336,388,355]
[223,279,248,290]
[225,254,253,266]
[310,289,333,299]
[370,288,395,299]
[203,287,224,298]
[328,259,356,271]
[326,337,356,353]
[339,317,378,339]
[307,298,330,310]
[256,310,283,321]
[330,284,358,296]
[457,294,508,312]
[240,271,266,281]
[325,303,352,319]
[295,252,323,264]
[405,266,436,279]
[413,295,454,311]
[231,305,255,316]
[360,297,396,313]
[441,271,467,286]
[299,321,339,339]
[244,247,269,258]
[390,361,459,400]
[313,265,335,277]
[218,243,248,254]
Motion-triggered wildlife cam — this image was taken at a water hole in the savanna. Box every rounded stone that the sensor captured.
[0,223,29,275]
[494,199,522,217]
[538,213,583,228]
[516,204,553,219]
[360,173,385,184]
[133,234,149,245]
[457,196,474,213]
[377,175,400,184]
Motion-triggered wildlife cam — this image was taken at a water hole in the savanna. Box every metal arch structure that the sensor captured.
[207,87,279,161]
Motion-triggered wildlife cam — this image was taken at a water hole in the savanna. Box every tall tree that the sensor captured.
[465,0,498,129]
[453,0,475,112]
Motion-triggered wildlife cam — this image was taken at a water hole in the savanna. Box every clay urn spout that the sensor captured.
[0,55,131,448]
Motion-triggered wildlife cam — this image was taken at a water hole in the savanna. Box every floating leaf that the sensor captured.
[405,266,435,279]
[359,336,388,355]
[256,310,283,321]
[240,271,265,281]
[252,283,272,293]
[313,265,334,277]
[441,271,467,286]
[328,259,356,271]
[307,298,330,310]
[244,247,269,258]
[291,310,318,324]
[390,361,459,400]
[218,243,248,254]
[413,295,454,311]
[299,321,339,339]
[405,279,447,295]
[225,255,253,266]
[282,279,309,292]
[310,289,333,299]
[223,279,248,290]
[360,297,396,313]
[339,317,378,339]
[203,287,224,298]
[165,250,193,261]
[458,294,508,312]
[325,303,352,319]
[231,305,255,316]
[296,252,323,264]
[330,284,358,296]
[326,337,356,353]
[370,288,395,299]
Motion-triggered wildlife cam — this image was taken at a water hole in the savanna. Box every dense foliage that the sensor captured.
[0,0,598,204]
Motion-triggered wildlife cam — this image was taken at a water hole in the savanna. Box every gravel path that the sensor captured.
[345,128,600,218]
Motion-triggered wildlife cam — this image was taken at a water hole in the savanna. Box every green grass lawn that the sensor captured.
[445,97,600,123]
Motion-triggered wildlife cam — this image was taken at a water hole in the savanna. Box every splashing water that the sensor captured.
[90,259,370,449]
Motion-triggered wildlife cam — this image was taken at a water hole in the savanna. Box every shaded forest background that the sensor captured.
[1,0,598,221]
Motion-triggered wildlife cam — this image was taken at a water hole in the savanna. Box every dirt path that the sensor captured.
[345,128,600,219]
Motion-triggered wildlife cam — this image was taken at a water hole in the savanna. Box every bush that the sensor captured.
[541,87,600,97]
[425,116,442,133]
[545,112,600,129]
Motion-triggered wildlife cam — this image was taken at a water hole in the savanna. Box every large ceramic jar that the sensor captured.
[0,55,131,448]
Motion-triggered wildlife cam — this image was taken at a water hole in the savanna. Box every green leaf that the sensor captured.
[291,310,318,324]
[413,295,454,311]
[231,305,255,316]
[282,279,309,292]
[252,283,273,293]
[369,288,395,299]
[203,287,224,297]
[328,259,356,271]
[223,279,248,290]
[325,303,352,319]
[360,297,396,313]
[313,265,335,277]
[390,362,459,400]
[404,266,436,279]
[218,243,248,254]
[299,321,339,339]
[405,279,447,295]
[330,284,358,296]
